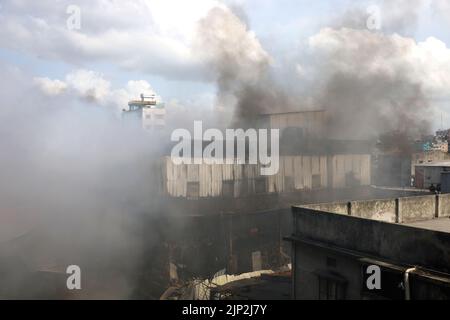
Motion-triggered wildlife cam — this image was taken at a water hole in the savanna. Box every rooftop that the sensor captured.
[415,161,450,167]
[296,193,450,233]
[406,217,450,233]
[290,196,450,275]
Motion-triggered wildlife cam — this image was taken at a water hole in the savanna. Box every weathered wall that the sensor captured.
[398,195,436,223]
[438,193,450,218]
[290,208,450,300]
[292,207,450,274]
[293,241,362,300]
[302,202,349,215]
[350,199,397,223]
[304,194,444,224]
[163,154,371,198]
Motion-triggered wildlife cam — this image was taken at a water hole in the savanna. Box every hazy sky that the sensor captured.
[1,0,450,129]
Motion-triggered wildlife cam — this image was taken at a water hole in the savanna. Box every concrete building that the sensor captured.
[123,94,166,130]
[287,194,450,300]
[412,150,450,176]
[414,161,450,189]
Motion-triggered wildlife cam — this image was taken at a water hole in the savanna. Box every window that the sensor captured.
[187,182,200,199]
[222,181,234,198]
[315,272,347,300]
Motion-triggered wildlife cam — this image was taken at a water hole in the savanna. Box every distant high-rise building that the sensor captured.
[123,94,166,130]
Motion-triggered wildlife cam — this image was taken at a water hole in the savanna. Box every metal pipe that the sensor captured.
[404,267,416,300]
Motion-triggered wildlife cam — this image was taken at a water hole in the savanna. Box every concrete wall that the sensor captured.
[350,199,397,223]
[302,202,349,215]
[293,241,363,300]
[290,207,450,299]
[398,195,436,223]
[292,207,450,274]
[438,193,450,218]
[300,194,445,224]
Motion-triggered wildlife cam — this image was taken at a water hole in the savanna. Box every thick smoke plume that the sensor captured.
[196,2,448,139]
[196,7,295,120]
[0,64,168,298]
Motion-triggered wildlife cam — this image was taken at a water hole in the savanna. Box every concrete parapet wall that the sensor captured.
[292,207,450,273]
[299,194,450,224]
[438,194,450,218]
[398,195,436,223]
[350,199,396,223]
[302,202,349,215]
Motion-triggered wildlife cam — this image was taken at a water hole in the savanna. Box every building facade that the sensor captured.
[287,195,450,300]
[123,94,166,130]
[414,161,450,189]
[162,154,371,199]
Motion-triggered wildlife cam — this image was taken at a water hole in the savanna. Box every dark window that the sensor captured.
[187,182,200,199]
[255,178,267,194]
[312,174,321,189]
[318,276,346,300]
[222,181,234,198]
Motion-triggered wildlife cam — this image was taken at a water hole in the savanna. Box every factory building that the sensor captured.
[286,194,450,300]
[161,109,370,199]
[162,154,371,199]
